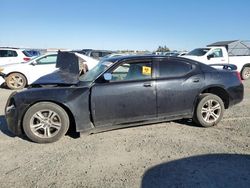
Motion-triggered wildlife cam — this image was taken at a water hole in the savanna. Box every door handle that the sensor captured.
[143,82,152,87]
[193,78,200,83]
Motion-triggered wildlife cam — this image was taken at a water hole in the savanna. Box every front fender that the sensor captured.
[6,86,94,135]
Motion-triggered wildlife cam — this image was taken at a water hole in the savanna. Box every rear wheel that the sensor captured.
[6,73,27,90]
[193,94,224,127]
[241,66,250,80]
[23,102,69,143]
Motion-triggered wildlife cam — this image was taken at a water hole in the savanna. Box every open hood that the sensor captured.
[30,51,82,87]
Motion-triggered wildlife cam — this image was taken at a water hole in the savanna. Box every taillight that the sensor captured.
[23,57,31,61]
[236,72,242,83]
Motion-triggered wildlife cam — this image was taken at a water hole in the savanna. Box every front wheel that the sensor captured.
[241,66,250,80]
[23,102,69,143]
[193,94,224,127]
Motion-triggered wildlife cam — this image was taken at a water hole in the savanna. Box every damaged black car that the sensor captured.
[5,52,244,143]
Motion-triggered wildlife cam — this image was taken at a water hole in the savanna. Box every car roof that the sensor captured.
[106,55,216,71]
[106,54,196,63]
[0,48,26,51]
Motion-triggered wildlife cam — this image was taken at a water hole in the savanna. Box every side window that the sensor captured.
[158,60,193,78]
[36,55,57,65]
[8,50,18,57]
[0,50,17,57]
[0,50,7,57]
[209,48,223,58]
[111,61,152,81]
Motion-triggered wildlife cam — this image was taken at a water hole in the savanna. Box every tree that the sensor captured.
[156,45,170,52]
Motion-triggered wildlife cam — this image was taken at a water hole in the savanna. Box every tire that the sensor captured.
[6,73,27,90]
[241,66,250,80]
[193,94,224,127]
[23,102,70,143]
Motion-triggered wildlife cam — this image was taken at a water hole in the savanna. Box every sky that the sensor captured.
[0,0,249,51]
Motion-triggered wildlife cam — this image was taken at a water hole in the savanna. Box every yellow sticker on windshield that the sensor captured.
[142,66,151,75]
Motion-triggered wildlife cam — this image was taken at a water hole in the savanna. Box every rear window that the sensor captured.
[158,60,193,78]
[0,50,18,57]
[22,50,33,57]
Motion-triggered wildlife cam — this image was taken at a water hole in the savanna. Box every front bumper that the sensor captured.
[228,83,244,107]
[5,92,23,135]
[0,74,5,86]
[0,72,5,77]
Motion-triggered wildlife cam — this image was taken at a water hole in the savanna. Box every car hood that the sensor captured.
[30,51,81,87]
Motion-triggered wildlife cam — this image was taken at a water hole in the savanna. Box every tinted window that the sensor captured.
[36,55,57,65]
[158,60,193,78]
[187,48,210,56]
[0,50,17,57]
[111,61,152,81]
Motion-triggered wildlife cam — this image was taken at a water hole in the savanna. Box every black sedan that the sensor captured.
[5,52,244,143]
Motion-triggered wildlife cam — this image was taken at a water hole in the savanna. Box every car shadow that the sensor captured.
[0,115,15,137]
[141,153,250,188]
[174,118,201,127]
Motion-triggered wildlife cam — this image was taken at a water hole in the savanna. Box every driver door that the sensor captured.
[91,59,157,127]
[206,48,226,64]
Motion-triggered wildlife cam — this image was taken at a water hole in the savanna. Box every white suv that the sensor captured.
[0,48,33,66]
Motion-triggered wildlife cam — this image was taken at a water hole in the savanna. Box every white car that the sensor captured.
[0,53,98,90]
[0,48,33,66]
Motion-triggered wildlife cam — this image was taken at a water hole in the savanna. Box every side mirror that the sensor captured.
[207,54,213,60]
[30,61,37,66]
[103,73,112,81]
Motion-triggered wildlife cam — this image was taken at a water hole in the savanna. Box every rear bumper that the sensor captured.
[228,83,244,107]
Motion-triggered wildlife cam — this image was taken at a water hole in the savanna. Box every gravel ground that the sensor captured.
[0,81,250,188]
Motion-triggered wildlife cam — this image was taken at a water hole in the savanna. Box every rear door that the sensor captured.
[155,59,204,117]
[91,59,157,127]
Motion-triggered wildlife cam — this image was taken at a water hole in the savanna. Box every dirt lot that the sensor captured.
[0,81,250,188]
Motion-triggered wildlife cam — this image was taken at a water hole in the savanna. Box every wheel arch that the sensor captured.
[241,63,250,70]
[200,86,230,109]
[20,100,76,134]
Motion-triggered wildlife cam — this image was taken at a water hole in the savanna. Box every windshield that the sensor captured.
[79,60,114,82]
[187,48,210,56]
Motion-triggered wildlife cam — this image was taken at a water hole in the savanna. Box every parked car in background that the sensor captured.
[178,51,188,56]
[5,53,244,143]
[101,53,132,59]
[85,50,114,59]
[164,51,180,57]
[72,49,114,59]
[25,50,41,57]
[72,49,93,55]
[0,48,33,66]
[183,40,250,80]
[0,52,98,89]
